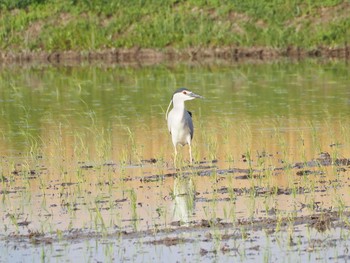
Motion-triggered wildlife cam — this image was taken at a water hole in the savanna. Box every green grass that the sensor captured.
[0,0,349,52]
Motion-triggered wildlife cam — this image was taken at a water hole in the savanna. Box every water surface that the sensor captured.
[1,60,350,262]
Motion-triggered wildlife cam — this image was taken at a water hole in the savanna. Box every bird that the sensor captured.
[165,88,203,164]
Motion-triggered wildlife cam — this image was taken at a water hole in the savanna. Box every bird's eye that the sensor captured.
[183,91,187,95]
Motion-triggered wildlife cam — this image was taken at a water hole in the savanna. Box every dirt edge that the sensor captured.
[1,46,350,65]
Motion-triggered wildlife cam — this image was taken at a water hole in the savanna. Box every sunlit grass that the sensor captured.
[0,0,349,51]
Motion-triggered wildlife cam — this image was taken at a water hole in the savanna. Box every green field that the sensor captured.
[0,0,349,52]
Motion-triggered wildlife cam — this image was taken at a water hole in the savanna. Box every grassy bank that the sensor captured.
[0,0,349,53]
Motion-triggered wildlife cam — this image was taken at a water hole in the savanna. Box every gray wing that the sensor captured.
[185,110,194,139]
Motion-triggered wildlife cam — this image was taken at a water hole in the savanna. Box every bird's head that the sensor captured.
[165,88,203,120]
[172,88,204,102]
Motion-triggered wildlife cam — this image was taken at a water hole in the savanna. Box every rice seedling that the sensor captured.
[225,174,237,223]
[128,189,138,231]
[94,204,107,235]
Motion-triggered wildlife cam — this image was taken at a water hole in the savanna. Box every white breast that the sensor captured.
[167,108,192,146]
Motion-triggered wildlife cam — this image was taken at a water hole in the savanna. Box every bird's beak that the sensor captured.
[189,92,204,99]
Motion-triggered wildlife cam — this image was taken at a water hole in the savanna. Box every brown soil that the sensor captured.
[4,210,347,246]
[3,151,350,246]
[1,46,349,65]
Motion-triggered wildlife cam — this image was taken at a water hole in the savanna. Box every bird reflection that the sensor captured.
[172,176,195,225]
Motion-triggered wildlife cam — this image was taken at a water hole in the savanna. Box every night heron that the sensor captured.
[165,88,203,164]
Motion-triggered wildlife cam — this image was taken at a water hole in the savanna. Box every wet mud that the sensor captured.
[3,209,350,261]
[2,151,350,261]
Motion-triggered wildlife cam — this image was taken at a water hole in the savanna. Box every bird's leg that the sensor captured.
[174,146,178,167]
[189,144,193,165]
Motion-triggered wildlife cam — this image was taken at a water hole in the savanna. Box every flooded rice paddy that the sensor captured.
[1,60,350,262]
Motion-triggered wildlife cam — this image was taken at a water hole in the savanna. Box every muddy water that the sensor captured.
[1,60,350,262]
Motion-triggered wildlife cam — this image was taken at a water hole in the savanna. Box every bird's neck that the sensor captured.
[172,98,185,111]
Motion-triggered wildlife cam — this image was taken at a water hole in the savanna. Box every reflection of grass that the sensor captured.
[1,97,350,260]
[1,66,350,263]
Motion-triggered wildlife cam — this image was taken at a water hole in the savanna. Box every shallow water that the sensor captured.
[1,60,350,262]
